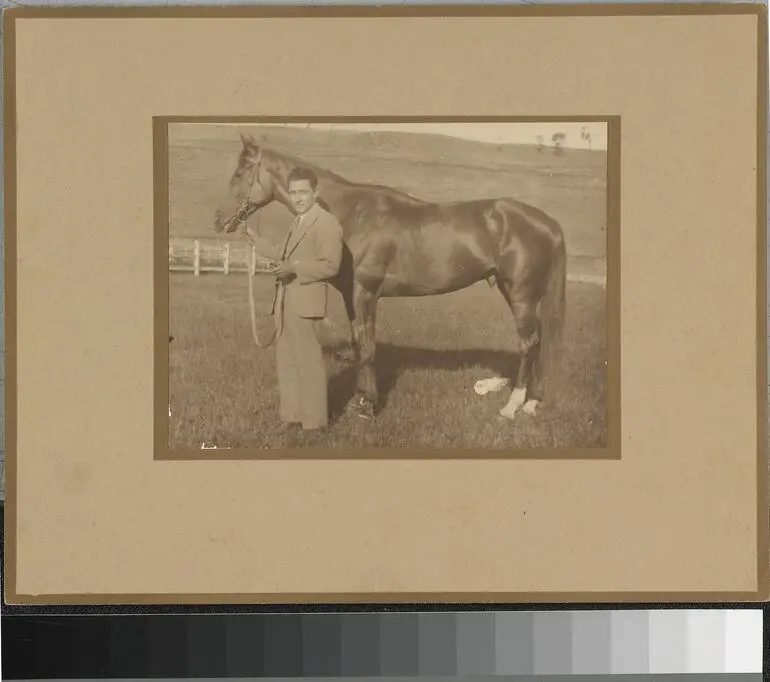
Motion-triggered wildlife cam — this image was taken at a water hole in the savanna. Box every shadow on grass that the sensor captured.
[326,341,521,423]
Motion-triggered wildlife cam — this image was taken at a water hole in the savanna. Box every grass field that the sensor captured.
[168,124,608,451]
[170,274,607,451]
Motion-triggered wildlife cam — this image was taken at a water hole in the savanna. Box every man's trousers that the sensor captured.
[275,292,328,430]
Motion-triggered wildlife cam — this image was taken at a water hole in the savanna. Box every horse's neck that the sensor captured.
[317,179,358,216]
[271,154,359,215]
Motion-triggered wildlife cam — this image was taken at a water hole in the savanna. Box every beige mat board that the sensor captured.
[3,4,767,604]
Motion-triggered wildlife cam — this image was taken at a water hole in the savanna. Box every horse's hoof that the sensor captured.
[499,388,526,419]
[522,399,539,416]
[350,405,375,421]
[347,395,376,421]
[474,377,510,395]
[334,347,357,363]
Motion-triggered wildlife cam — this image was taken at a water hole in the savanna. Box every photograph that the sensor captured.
[165,120,610,453]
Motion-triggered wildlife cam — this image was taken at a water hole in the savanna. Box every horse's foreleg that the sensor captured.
[499,290,541,420]
[348,282,378,420]
[334,281,358,363]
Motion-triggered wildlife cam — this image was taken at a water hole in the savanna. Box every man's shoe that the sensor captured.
[301,425,328,435]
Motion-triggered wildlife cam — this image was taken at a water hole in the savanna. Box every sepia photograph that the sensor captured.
[165,120,611,453]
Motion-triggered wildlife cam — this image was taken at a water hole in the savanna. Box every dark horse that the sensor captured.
[214,134,567,421]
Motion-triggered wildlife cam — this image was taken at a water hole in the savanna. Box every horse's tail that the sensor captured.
[539,234,567,399]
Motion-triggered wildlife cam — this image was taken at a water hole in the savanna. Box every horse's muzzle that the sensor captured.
[214,213,237,234]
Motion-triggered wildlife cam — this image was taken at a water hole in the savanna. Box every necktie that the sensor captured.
[281,214,301,260]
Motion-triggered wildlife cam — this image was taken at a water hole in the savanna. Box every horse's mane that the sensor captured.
[264,145,429,206]
[269,147,352,185]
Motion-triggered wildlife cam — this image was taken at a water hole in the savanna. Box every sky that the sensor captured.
[256,121,608,151]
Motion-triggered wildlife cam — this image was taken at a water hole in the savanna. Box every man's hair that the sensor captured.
[287,166,318,190]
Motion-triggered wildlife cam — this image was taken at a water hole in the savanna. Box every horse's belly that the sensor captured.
[380,263,487,297]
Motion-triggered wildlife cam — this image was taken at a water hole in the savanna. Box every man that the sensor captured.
[250,167,344,433]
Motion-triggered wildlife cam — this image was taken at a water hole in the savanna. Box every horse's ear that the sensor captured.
[240,132,260,149]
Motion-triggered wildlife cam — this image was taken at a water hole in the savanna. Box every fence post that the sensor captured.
[223,243,230,275]
[250,245,257,275]
[194,240,201,276]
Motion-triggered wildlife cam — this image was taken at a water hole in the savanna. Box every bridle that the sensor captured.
[232,146,265,231]
[229,146,286,349]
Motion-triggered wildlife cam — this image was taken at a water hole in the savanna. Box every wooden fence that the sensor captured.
[168,237,607,287]
[169,238,273,276]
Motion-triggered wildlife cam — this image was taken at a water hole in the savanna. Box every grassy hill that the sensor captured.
[168,124,608,277]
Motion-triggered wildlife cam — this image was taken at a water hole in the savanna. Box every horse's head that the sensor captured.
[213,134,283,234]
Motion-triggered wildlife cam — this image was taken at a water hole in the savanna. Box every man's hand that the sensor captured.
[271,260,296,281]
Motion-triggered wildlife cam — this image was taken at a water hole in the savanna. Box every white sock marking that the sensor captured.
[499,387,527,419]
[474,377,510,395]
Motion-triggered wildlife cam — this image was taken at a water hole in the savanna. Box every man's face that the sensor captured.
[288,179,316,215]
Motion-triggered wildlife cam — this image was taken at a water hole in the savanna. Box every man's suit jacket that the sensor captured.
[252,202,344,319]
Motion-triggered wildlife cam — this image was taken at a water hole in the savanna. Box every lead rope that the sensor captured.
[240,205,285,348]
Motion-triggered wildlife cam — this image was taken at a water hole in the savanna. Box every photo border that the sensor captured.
[3,3,767,605]
[156,114,621,461]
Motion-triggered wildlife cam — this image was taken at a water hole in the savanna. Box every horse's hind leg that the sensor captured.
[497,281,541,419]
[346,281,378,420]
